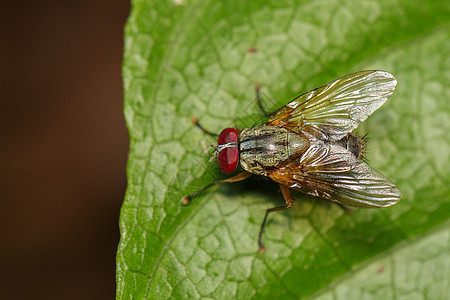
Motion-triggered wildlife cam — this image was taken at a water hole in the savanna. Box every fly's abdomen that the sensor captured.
[239,126,308,175]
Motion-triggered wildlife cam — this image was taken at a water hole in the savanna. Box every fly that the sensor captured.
[182,70,401,252]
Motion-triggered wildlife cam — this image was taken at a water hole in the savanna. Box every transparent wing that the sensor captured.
[268,70,397,141]
[267,141,401,208]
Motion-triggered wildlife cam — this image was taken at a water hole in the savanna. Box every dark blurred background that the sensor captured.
[1,1,130,298]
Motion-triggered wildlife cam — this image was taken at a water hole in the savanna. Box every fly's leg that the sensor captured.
[182,172,252,205]
[255,83,269,117]
[258,185,294,253]
[191,117,218,137]
[335,202,352,214]
[255,83,279,118]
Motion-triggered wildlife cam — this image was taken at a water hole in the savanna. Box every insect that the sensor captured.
[182,70,401,252]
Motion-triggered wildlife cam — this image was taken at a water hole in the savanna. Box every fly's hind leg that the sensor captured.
[258,184,294,253]
[335,202,352,214]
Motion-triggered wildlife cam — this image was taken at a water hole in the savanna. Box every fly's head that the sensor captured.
[210,128,240,173]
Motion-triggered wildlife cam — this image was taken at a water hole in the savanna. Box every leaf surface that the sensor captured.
[118,0,450,298]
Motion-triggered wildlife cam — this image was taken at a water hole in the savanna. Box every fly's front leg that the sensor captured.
[258,184,294,253]
[191,117,218,137]
[182,172,252,205]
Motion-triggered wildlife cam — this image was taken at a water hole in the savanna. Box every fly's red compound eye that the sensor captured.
[217,128,239,173]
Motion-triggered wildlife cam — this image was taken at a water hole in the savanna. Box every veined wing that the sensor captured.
[267,71,397,141]
[267,140,401,208]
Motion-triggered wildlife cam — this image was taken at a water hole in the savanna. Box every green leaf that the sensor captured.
[117,0,450,298]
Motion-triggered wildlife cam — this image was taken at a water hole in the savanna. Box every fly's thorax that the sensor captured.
[239,126,309,175]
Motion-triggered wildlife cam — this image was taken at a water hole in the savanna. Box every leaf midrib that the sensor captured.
[305,221,450,299]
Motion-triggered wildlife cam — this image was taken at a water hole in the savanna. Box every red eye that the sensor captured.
[217,128,239,173]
